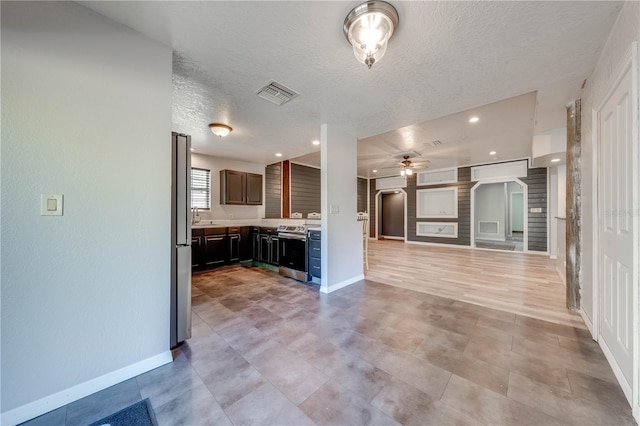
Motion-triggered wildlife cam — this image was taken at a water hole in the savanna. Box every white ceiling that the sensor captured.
[81,1,622,169]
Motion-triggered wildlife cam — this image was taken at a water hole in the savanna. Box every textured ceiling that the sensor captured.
[81,1,622,167]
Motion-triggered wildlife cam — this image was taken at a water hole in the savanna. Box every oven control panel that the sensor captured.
[277,225,307,234]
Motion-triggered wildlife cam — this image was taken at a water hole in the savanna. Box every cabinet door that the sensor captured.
[270,236,280,266]
[253,233,261,260]
[228,234,240,263]
[246,173,263,205]
[204,235,227,268]
[221,170,246,205]
[240,227,252,261]
[191,236,202,271]
[260,235,271,263]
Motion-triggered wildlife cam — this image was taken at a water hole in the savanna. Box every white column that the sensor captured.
[320,123,364,293]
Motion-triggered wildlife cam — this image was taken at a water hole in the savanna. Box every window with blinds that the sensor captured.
[191,168,211,209]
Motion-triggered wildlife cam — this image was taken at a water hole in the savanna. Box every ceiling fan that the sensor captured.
[379,154,430,175]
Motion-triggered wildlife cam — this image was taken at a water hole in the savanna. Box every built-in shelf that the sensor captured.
[416,222,458,238]
[416,187,458,218]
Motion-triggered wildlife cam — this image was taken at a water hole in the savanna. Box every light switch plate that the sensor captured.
[41,194,63,216]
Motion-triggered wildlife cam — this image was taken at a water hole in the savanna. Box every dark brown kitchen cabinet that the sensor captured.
[203,227,227,268]
[220,169,263,205]
[191,229,204,271]
[246,173,263,205]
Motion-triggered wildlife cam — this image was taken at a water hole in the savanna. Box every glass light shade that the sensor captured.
[208,123,232,137]
[344,1,398,69]
[400,169,405,176]
[405,168,413,176]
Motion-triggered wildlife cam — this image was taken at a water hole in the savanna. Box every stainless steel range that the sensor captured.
[278,224,309,282]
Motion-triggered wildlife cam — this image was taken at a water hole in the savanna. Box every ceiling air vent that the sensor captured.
[256,80,299,106]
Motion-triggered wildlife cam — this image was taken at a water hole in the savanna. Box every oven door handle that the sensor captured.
[278,233,307,241]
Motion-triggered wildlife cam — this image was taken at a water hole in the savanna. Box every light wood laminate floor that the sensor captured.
[365,240,585,329]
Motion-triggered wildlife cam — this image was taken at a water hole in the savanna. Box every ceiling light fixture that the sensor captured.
[208,123,232,137]
[489,151,496,155]
[312,140,320,146]
[372,169,378,173]
[399,155,413,176]
[551,158,561,163]
[469,117,479,123]
[275,153,283,157]
[343,1,399,69]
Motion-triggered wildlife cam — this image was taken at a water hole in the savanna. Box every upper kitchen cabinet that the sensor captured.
[220,169,263,205]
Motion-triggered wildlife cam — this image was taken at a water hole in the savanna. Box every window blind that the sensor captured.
[191,168,210,209]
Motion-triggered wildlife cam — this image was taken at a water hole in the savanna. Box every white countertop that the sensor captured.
[192,218,321,229]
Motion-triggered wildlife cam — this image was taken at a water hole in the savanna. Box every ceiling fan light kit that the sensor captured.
[343,1,399,69]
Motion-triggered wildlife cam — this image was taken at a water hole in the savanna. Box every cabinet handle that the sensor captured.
[282,241,285,257]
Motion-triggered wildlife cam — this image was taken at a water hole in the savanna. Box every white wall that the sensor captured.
[475,183,507,240]
[580,1,640,325]
[320,124,363,293]
[191,154,265,220]
[1,2,173,422]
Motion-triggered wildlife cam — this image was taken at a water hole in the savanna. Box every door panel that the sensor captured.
[598,66,634,391]
[381,192,404,237]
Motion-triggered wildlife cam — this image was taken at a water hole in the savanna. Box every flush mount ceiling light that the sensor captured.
[343,1,399,69]
[551,158,561,163]
[208,123,232,137]
[469,116,480,123]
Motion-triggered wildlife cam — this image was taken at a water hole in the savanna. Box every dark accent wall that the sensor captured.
[521,167,548,252]
[357,178,368,213]
[264,162,281,218]
[290,163,321,216]
[407,167,472,246]
[369,178,377,237]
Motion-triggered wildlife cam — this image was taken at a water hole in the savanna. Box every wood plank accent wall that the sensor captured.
[264,162,281,218]
[282,160,291,218]
[520,166,548,252]
[370,163,548,252]
[290,163,320,216]
[369,178,377,238]
[357,178,368,213]
[407,167,472,246]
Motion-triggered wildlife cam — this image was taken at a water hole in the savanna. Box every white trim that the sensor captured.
[416,187,458,218]
[406,240,471,249]
[374,189,408,241]
[380,235,404,240]
[320,274,364,294]
[290,161,321,170]
[416,167,458,186]
[416,222,458,238]
[600,335,633,405]
[0,351,172,426]
[471,179,528,252]
[581,307,595,339]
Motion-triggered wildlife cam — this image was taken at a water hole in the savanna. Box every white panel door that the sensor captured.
[598,66,634,396]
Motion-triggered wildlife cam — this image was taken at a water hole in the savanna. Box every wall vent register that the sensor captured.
[257,80,299,106]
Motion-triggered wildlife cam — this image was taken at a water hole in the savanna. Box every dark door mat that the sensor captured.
[88,399,158,426]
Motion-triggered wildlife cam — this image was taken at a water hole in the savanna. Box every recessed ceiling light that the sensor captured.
[551,158,561,163]
[190,148,195,152]
[469,116,479,123]
[312,140,320,146]
[275,153,283,157]
[489,151,496,155]
[372,169,377,173]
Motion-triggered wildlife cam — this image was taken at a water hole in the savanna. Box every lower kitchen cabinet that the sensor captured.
[203,230,227,269]
[239,226,252,261]
[308,229,321,279]
[191,229,203,271]
[254,227,279,266]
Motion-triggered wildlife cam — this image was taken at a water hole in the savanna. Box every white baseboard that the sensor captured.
[580,307,595,339]
[320,274,365,294]
[1,350,172,426]
[599,337,633,405]
[405,240,471,249]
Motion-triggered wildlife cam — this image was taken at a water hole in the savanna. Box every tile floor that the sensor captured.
[23,265,635,426]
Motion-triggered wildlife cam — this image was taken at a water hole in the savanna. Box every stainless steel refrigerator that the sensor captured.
[170,132,192,348]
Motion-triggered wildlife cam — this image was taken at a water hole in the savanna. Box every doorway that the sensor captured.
[471,180,527,252]
[380,192,405,239]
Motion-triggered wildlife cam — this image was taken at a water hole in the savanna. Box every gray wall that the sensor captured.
[290,163,320,216]
[521,167,548,252]
[265,162,281,218]
[372,163,548,252]
[357,177,368,213]
[2,1,172,418]
[407,167,473,246]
